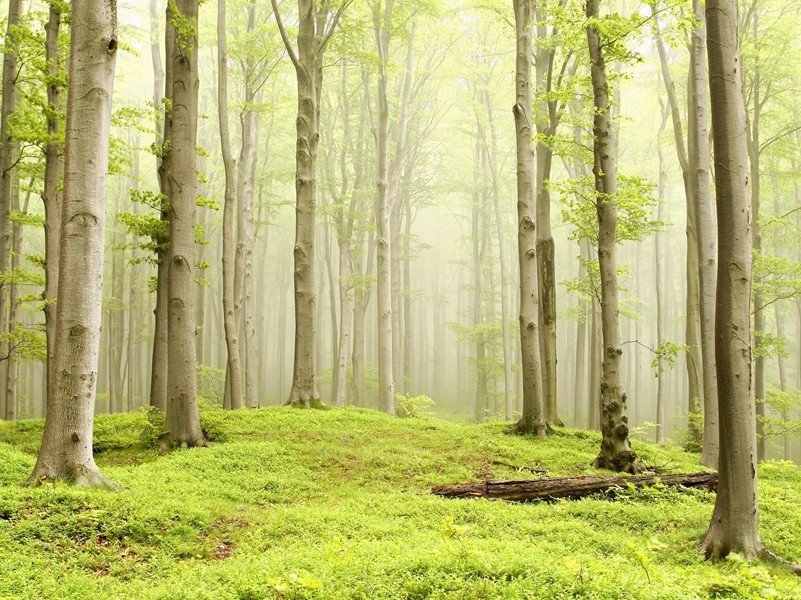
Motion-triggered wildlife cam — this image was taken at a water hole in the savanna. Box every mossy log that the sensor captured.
[431,472,717,502]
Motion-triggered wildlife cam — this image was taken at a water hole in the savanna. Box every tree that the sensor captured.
[149,0,168,412]
[372,0,396,415]
[0,0,22,420]
[161,0,205,447]
[273,0,348,407]
[25,0,118,487]
[701,0,760,560]
[217,0,245,410]
[512,0,546,437]
[586,0,638,473]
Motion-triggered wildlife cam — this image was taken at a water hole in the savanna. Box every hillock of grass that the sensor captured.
[1,407,800,599]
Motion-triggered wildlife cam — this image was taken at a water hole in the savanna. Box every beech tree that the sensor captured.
[585,0,638,472]
[273,0,348,407]
[701,0,761,560]
[512,0,546,436]
[26,0,118,487]
[161,0,205,447]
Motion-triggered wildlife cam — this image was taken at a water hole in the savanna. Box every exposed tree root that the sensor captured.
[24,464,118,490]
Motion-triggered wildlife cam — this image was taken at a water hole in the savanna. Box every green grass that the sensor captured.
[1,407,800,599]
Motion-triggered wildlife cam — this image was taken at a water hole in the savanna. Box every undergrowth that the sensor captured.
[0,407,799,599]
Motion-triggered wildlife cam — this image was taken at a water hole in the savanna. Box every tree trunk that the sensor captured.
[373,0,396,415]
[274,0,324,407]
[149,0,168,412]
[217,0,245,410]
[701,0,762,560]
[655,102,669,442]
[587,0,638,473]
[689,0,719,467]
[162,0,205,448]
[26,0,118,487]
[0,0,21,419]
[512,0,546,437]
[432,472,717,502]
[483,91,514,420]
[654,14,703,443]
[42,2,62,412]
[237,3,259,408]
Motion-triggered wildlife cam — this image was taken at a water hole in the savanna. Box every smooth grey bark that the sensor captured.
[701,0,762,561]
[162,0,205,448]
[273,0,344,407]
[472,138,487,421]
[25,0,118,487]
[512,0,546,437]
[481,90,514,420]
[653,14,703,442]
[745,12,766,461]
[0,0,21,419]
[573,238,589,428]
[689,0,719,467]
[41,2,62,411]
[149,0,168,412]
[373,0,396,414]
[587,0,638,473]
[655,101,669,443]
[236,1,259,408]
[217,0,245,410]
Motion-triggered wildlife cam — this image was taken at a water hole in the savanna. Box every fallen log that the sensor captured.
[431,472,717,502]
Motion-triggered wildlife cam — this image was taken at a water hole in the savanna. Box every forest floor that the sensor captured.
[1,407,800,599]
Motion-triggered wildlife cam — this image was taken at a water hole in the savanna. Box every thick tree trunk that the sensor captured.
[701,0,762,560]
[26,0,118,487]
[689,0,719,467]
[512,0,546,437]
[217,0,245,410]
[162,0,205,448]
[42,3,62,412]
[149,0,168,412]
[432,472,717,502]
[587,0,638,473]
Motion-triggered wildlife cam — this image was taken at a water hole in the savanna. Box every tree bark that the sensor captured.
[217,0,245,410]
[162,0,205,447]
[42,2,62,413]
[701,0,762,560]
[0,0,21,419]
[432,472,717,502]
[655,101,669,442]
[26,0,118,487]
[689,0,719,467]
[587,0,638,473]
[373,0,396,415]
[236,1,259,408]
[512,0,546,436]
[482,90,514,420]
[149,0,168,412]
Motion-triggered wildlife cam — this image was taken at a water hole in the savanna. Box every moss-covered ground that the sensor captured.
[1,407,800,599]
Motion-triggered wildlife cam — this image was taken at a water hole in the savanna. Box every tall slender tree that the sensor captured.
[512,0,546,437]
[273,0,347,407]
[586,0,638,473]
[161,0,205,447]
[25,0,118,487]
[217,0,245,410]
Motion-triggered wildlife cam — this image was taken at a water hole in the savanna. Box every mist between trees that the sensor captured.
[0,0,799,566]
